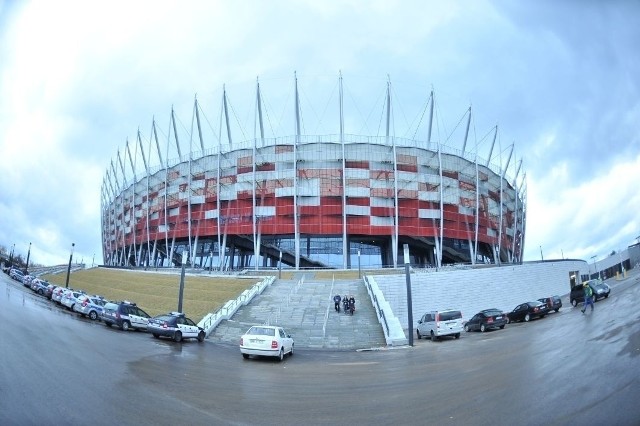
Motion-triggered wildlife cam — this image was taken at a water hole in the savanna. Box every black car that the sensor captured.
[147,312,205,343]
[537,295,562,313]
[507,301,549,323]
[570,280,611,307]
[101,301,151,331]
[464,309,508,332]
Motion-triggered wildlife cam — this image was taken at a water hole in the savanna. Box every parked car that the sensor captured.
[239,325,294,361]
[45,284,57,299]
[60,289,86,311]
[30,278,51,296]
[74,295,106,320]
[464,309,507,332]
[9,268,24,281]
[51,286,66,304]
[507,302,549,323]
[537,295,562,313]
[148,312,205,343]
[570,280,610,307]
[101,301,151,331]
[416,309,464,341]
[21,275,35,288]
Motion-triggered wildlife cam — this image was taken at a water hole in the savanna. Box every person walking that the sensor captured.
[581,282,594,313]
[333,294,342,312]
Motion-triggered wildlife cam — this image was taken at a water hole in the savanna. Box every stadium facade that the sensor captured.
[101,75,526,270]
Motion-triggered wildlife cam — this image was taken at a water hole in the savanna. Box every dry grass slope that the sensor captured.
[42,268,259,322]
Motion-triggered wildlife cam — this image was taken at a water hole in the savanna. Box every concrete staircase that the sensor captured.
[208,275,386,350]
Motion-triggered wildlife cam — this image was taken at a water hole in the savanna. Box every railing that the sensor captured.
[263,275,305,326]
[199,276,275,333]
[364,276,390,336]
[322,276,335,337]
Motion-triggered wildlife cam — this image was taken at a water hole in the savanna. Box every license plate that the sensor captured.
[495,316,502,320]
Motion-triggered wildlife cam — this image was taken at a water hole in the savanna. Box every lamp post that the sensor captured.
[65,243,75,288]
[25,242,32,272]
[590,255,597,280]
[278,251,282,279]
[177,250,188,313]
[9,243,15,266]
[404,244,414,347]
[539,246,544,261]
[357,249,361,279]
[92,253,95,268]
[209,249,213,275]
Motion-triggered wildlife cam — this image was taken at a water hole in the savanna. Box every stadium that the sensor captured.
[101,75,526,270]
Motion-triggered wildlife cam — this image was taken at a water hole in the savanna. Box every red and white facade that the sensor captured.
[101,77,525,270]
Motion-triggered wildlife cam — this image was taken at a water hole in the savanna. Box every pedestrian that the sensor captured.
[343,295,350,313]
[333,294,342,312]
[348,295,356,314]
[581,282,594,313]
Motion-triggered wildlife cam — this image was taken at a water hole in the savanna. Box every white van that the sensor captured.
[416,309,464,341]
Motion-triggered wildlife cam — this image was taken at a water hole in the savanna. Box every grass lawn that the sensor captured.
[42,268,260,322]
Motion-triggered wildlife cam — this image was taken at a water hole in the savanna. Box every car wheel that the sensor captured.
[430,331,437,342]
[278,348,284,362]
[555,308,560,312]
[197,331,205,343]
[121,321,131,331]
[464,324,470,332]
[454,333,460,339]
[105,322,111,328]
[593,296,598,303]
[38,289,44,296]
[571,299,578,307]
[605,294,609,298]
[289,344,294,357]
[524,314,530,322]
[480,324,487,332]
[173,331,182,343]
[499,325,505,329]
[416,329,422,340]
[152,333,160,339]
[242,353,249,359]
[89,311,98,321]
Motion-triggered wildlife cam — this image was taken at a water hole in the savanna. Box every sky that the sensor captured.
[0,0,638,267]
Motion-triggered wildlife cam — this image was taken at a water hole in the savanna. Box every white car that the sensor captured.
[416,309,464,341]
[240,325,294,361]
[73,295,106,320]
[60,289,85,311]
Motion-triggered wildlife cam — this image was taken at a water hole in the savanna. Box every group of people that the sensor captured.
[333,294,355,314]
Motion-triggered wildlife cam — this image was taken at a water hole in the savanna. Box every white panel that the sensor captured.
[169,207,180,216]
[345,169,369,179]
[419,209,440,219]
[345,205,370,216]
[191,195,205,204]
[298,196,320,206]
[255,206,276,217]
[371,197,393,207]
[179,192,188,200]
[191,180,205,189]
[150,212,159,220]
[125,226,132,234]
[275,187,295,197]
[220,187,237,201]
[204,209,218,219]
[296,178,319,196]
[371,216,394,226]
[418,191,440,202]
[345,187,369,197]
[158,224,169,233]
[370,179,392,189]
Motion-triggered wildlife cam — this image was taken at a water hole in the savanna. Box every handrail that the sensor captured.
[364,276,390,337]
[322,275,335,337]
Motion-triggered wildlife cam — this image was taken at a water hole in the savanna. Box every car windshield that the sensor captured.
[247,326,276,336]
[439,311,462,321]
[483,309,502,316]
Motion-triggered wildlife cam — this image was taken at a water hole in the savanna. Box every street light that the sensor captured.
[404,244,414,347]
[25,242,32,272]
[590,255,597,280]
[9,243,15,267]
[357,249,361,279]
[539,246,544,261]
[278,251,283,279]
[209,249,213,274]
[65,243,75,288]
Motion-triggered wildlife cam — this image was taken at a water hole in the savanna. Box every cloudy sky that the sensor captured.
[0,0,638,267]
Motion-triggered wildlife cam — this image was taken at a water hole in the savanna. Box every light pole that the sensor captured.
[278,251,282,279]
[209,249,213,275]
[25,242,32,271]
[539,246,544,261]
[9,243,15,266]
[177,250,188,313]
[357,249,361,279]
[404,244,414,347]
[65,243,75,288]
[92,253,95,268]
[590,255,597,280]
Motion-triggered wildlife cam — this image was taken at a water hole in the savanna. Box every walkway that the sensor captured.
[208,275,386,350]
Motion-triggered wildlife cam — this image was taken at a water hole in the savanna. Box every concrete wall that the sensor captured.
[372,260,586,331]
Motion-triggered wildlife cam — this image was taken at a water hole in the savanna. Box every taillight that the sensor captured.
[435,313,440,322]
[271,341,278,349]
[162,322,168,329]
[533,307,538,312]
[487,317,493,323]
